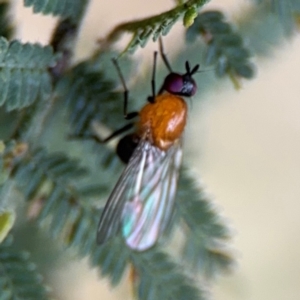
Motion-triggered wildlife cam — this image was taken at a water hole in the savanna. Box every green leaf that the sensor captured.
[24,0,89,21]
[183,6,198,27]
[186,11,255,80]
[0,211,15,243]
[12,148,88,201]
[0,236,50,299]
[177,169,234,278]
[253,0,300,33]
[8,146,210,297]
[103,0,210,54]
[133,250,206,300]
[0,141,28,185]
[0,38,57,111]
[58,61,123,135]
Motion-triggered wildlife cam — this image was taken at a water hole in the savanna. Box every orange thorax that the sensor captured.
[138,93,187,151]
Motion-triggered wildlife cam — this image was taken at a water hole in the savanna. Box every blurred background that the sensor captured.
[13,0,300,299]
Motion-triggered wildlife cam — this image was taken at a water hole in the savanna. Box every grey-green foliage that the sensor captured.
[5,145,210,299]
[58,61,123,135]
[24,0,89,21]
[0,0,299,299]
[104,0,210,53]
[0,38,57,111]
[177,169,233,278]
[0,236,50,300]
[134,250,205,300]
[253,0,300,33]
[12,148,88,201]
[186,11,254,78]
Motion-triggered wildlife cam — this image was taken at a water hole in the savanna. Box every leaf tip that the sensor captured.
[183,7,198,28]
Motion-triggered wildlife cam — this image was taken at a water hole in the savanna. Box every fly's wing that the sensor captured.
[97,139,182,251]
[121,140,183,251]
[96,140,146,245]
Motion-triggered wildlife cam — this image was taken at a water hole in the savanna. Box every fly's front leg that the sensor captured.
[112,58,139,120]
[68,122,135,144]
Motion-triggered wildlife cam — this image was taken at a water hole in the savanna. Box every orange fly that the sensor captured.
[97,41,199,251]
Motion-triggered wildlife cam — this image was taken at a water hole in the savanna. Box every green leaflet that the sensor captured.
[0,236,50,299]
[0,38,58,111]
[176,169,234,278]
[103,0,210,53]
[0,211,15,243]
[186,11,255,81]
[24,0,89,21]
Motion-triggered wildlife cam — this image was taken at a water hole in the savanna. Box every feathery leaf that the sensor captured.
[59,61,123,135]
[253,0,300,33]
[0,236,50,299]
[7,145,212,298]
[0,38,57,111]
[0,211,15,243]
[11,148,88,201]
[177,169,234,278]
[102,0,210,54]
[24,0,89,21]
[133,250,206,300]
[186,11,255,80]
[0,141,28,185]
[9,146,130,286]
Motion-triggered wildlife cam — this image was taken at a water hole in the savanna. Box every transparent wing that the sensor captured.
[97,139,183,251]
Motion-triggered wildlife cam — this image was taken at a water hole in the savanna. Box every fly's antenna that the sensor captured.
[185,61,200,77]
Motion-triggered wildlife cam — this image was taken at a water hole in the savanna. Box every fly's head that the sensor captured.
[162,61,199,97]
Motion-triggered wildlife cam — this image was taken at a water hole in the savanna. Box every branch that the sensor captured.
[101,0,210,53]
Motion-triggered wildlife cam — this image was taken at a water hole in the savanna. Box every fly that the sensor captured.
[97,39,199,251]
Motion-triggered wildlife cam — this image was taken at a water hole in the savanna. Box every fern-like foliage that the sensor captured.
[0,141,28,185]
[7,144,215,299]
[24,0,89,21]
[9,145,130,285]
[0,0,298,299]
[0,210,15,243]
[11,148,88,201]
[103,0,210,53]
[132,250,205,300]
[0,236,50,299]
[254,0,300,33]
[177,169,233,278]
[186,11,254,80]
[0,38,57,111]
[58,61,123,135]
[0,2,14,40]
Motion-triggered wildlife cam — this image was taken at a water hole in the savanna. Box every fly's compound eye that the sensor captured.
[116,134,140,164]
[163,73,183,95]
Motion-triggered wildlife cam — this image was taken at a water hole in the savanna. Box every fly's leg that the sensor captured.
[158,37,173,95]
[112,58,138,120]
[69,59,138,143]
[159,37,173,73]
[147,51,158,104]
[68,122,135,144]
